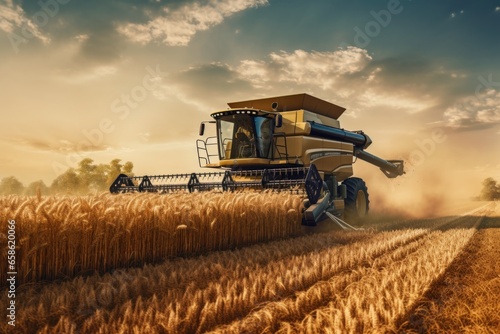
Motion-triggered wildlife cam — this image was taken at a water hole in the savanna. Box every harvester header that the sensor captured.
[111,93,404,228]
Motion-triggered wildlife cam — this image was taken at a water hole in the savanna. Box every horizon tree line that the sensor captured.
[1,163,499,200]
[0,158,133,195]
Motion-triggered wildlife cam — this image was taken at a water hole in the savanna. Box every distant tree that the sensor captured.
[123,161,134,175]
[106,159,124,187]
[50,168,81,194]
[480,177,499,201]
[78,158,96,188]
[25,180,49,196]
[93,163,110,191]
[0,159,134,196]
[106,160,134,190]
[50,159,134,194]
[77,158,108,192]
[0,176,25,195]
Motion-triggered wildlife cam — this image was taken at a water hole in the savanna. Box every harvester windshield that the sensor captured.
[217,114,273,160]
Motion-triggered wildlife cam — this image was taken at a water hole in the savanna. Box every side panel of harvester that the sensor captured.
[276,110,354,181]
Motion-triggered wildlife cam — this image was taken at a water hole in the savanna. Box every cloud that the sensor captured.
[76,30,125,65]
[357,89,435,114]
[0,0,50,44]
[156,62,254,111]
[443,89,500,130]
[8,136,110,154]
[49,30,125,83]
[237,47,372,90]
[156,47,461,117]
[235,47,441,113]
[237,60,271,89]
[58,65,118,84]
[117,0,268,46]
[449,10,464,19]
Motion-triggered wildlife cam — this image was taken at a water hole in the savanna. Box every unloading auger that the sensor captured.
[110,94,404,227]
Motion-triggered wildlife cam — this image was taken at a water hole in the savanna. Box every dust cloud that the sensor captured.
[356,138,483,219]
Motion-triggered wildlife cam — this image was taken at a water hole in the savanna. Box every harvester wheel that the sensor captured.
[342,177,369,222]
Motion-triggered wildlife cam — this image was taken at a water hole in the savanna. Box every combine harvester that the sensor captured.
[110,94,404,229]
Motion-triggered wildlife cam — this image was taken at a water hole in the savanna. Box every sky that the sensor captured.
[1,0,500,205]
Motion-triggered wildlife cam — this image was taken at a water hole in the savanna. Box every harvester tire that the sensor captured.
[342,177,369,222]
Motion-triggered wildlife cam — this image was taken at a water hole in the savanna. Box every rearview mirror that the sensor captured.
[199,123,205,136]
[275,114,283,128]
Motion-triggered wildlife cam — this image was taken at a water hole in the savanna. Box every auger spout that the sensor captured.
[355,150,404,179]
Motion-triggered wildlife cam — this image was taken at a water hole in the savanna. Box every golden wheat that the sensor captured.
[0,227,371,333]
[0,197,492,334]
[0,192,303,286]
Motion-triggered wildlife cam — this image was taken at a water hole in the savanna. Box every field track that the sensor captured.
[399,215,500,333]
[1,199,498,333]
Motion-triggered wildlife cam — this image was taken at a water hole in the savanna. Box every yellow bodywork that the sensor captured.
[208,94,356,181]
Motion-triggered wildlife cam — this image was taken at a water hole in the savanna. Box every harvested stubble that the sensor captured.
[290,227,479,333]
[0,191,303,286]
[91,229,426,334]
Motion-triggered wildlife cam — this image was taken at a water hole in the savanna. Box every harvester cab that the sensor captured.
[198,109,280,165]
[110,93,404,228]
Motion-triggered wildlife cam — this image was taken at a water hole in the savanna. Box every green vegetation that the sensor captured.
[0,158,133,195]
[480,177,500,201]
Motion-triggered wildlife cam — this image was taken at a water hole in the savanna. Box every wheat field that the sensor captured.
[0,192,303,286]
[0,195,498,333]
